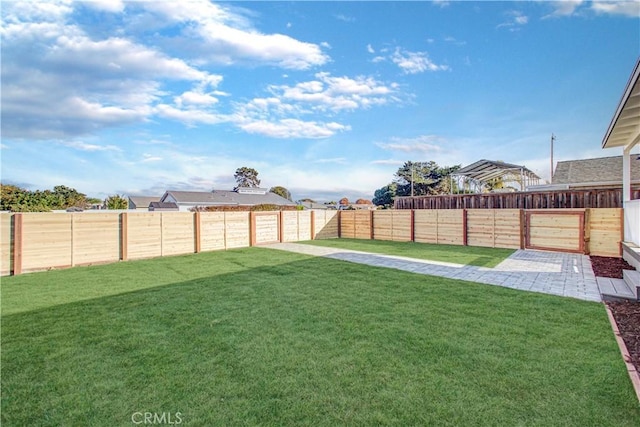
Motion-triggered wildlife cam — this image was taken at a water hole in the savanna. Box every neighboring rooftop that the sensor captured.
[161,189,296,208]
[128,196,160,210]
[552,155,640,186]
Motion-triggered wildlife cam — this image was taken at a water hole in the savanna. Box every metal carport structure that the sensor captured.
[450,159,542,193]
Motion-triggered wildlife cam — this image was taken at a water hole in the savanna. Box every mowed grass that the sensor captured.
[2,248,639,426]
[302,238,515,267]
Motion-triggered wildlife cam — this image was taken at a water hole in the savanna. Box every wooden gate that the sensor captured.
[525,210,585,253]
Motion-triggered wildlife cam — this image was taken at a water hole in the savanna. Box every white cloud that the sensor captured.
[268,72,397,112]
[544,0,639,18]
[370,159,406,165]
[175,91,219,107]
[60,141,121,152]
[391,48,449,74]
[155,104,228,126]
[591,0,640,17]
[142,1,329,70]
[142,153,163,162]
[377,135,446,153]
[497,11,529,30]
[84,0,125,13]
[367,44,375,54]
[314,158,347,164]
[238,119,350,139]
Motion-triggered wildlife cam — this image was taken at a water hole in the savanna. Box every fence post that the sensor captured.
[410,210,415,242]
[279,210,284,243]
[120,212,128,261]
[249,212,256,246]
[583,208,591,255]
[194,211,201,253]
[337,210,342,238]
[310,210,315,240]
[13,213,23,275]
[370,210,374,240]
[519,209,526,249]
[462,209,468,246]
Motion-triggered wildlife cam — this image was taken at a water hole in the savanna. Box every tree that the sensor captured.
[0,183,88,212]
[394,161,460,197]
[269,186,292,201]
[372,183,397,208]
[234,167,260,189]
[339,197,349,206]
[104,195,128,210]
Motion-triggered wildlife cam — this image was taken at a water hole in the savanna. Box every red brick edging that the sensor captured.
[605,304,640,403]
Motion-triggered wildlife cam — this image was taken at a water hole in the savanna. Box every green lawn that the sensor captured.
[2,248,639,426]
[302,238,515,267]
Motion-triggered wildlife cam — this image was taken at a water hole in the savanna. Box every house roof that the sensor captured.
[552,155,640,185]
[602,57,640,149]
[162,190,296,206]
[128,196,160,209]
[149,202,179,210]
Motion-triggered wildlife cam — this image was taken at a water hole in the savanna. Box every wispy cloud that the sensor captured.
[391,48,449,74]
[591,0,640,17]
[497,10,529,30]
[544,0,639,18]
[314,157,347,164]
[370,159,406,166]
[377,135,446,153]
[60,141,121,152]
[335,14,355,23]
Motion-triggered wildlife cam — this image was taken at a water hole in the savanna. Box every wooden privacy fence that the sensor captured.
[395,188,638,210]
[0,210,339,276]
[338,208,623,257]
[0,208,623,276]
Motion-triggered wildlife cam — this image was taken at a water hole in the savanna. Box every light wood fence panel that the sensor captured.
[314,210,339,239]
[126,213,162,260]
[392,210,412,241]
[282,211,299,242]
[225,212,250,249]
[1,214,13,275]
[373,211,393,241]
[298,211,312,241]
[22,213,72,271]
[414,210,438,243]
[437,210,465,245]
[72,213,120,265]
[467,209,521,249]
[588,208,622,257]
[253,213,279,245]
[354,211,372,239]
[494,209,522,249]
[340,211,356,239]
[200,212,226,251]
[526,210,584,253]
[161,213,195,256]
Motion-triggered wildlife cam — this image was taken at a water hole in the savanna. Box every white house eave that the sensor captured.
[602,57,640,149]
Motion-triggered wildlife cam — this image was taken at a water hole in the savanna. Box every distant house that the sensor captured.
[128,196,160,210]
[149,202,179,212]
[160,188,297,211]
[551,155,640,190]
[298,201,330,210]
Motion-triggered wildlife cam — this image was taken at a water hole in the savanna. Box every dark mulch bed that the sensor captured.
[590,255,635,279]
[592,255,640,374]
[607,301,640,373]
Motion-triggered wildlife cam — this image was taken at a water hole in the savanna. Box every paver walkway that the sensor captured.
[264,242,602,302]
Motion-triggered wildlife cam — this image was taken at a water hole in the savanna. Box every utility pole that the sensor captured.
[550,133,556,183]
[410,163,414,197]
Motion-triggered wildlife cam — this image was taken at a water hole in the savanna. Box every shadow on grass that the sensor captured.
[2,250,639,426]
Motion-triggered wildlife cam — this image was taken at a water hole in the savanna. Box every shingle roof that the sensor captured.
[149,202,179,210]
[552,155,640,185]
[128,196,160,209]
[162,190,296,206]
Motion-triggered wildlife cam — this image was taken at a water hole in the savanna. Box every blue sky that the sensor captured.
[1,0,639,202]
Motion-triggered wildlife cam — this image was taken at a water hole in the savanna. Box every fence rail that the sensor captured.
[395,188,637,210]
